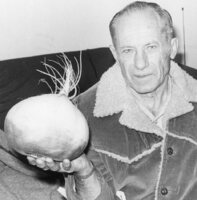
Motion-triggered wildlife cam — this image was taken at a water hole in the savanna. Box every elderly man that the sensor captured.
[28,1,197,200]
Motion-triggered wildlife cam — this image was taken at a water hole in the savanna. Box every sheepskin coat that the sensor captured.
[68,61,197,200]
[0,129,65,200]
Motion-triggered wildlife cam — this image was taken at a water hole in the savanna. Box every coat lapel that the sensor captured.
[94,61,197,136]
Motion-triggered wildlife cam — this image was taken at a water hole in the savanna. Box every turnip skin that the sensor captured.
[4,94,89,161]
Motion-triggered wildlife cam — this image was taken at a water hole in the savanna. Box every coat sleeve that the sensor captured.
[0,129,65,200]
[64,148,120,200]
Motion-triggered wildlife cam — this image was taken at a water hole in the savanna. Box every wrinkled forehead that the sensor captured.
[116,9,161,32]
[113,9,164,42]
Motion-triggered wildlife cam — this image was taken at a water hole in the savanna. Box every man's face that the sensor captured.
[112,11,177,94]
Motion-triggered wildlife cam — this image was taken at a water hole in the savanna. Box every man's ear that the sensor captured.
[109,45,118,61]
[170,38,178,59]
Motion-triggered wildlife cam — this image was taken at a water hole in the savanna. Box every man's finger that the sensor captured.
[36,157,46,168]
[60,159,72,172]
[45,157,55,167]
[27,156,36,166]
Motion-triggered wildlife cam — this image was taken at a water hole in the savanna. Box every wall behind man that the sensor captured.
[0,0,196,67]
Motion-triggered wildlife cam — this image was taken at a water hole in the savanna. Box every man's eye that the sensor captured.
[122,49,134,54]
[147,45,157,50]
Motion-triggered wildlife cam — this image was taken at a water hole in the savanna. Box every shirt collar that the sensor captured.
[93,61,197,136]
[130,77,172,130]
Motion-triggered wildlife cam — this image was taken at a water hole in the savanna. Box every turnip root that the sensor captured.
[4,53,89,161]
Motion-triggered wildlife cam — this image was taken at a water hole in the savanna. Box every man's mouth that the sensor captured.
[134,73,151,78]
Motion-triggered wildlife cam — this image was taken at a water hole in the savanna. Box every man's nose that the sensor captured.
[135,51,147,70]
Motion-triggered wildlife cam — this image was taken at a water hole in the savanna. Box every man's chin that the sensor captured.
[133,86,157,95]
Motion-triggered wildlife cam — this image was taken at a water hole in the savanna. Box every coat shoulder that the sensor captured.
[75,84,97,119]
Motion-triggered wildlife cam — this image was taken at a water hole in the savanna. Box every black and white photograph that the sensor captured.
[0,0,197,199]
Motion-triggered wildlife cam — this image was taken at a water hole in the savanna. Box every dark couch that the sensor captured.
[0,47,115,130]
[1,47,197,130]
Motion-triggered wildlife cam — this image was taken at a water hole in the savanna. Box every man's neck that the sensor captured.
[129,76,171,117]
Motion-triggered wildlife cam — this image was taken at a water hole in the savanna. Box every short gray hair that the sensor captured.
[109,1,174,46]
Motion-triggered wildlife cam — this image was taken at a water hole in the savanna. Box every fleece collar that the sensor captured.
[94,61,197,136]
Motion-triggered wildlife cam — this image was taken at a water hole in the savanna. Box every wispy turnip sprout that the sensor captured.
[37,51,82,100]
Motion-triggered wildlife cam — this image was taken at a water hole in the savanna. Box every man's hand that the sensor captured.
[27,153,93,176]
[27,154,102,200]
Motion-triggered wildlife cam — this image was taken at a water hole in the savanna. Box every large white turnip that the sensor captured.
[4,53,89,161]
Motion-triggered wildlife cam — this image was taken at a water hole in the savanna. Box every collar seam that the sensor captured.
[94,142,162,164]
[167,131,197,145]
